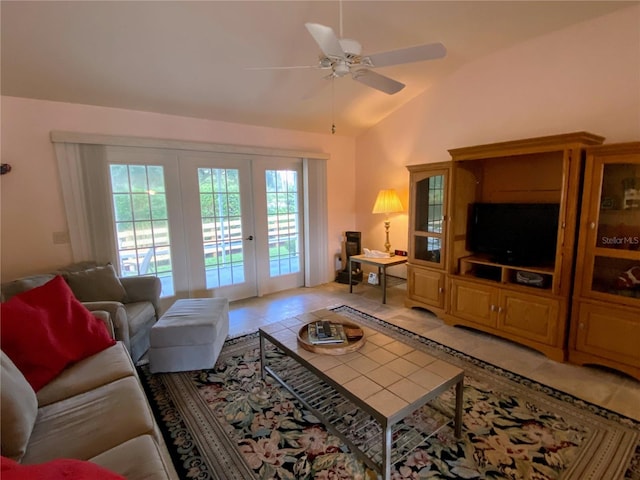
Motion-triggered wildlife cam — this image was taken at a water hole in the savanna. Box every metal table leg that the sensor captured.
[349,257,353,293]
[454,377,464,437]
[259,333,266,381]
[383,422,392,480]
[380,266,387,304]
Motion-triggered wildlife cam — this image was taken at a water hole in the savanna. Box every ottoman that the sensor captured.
[149,298,229,373]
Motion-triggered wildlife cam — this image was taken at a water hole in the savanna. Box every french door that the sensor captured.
[105,147,304,302]
[179,152,257,300]
[252,157,304,295]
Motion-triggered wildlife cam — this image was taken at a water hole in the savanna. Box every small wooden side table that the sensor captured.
[348,254,408,304]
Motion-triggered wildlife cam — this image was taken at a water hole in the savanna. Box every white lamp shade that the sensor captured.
[372,189,403,214]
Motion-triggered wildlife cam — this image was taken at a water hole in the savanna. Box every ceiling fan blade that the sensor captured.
[365,42,446,68]
[305,23,345,58]
[352,69,405,95]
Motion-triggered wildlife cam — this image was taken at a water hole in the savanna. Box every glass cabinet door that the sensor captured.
[587,159,640,301]
[412,170,447,267]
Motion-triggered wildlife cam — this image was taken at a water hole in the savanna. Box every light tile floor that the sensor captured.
[229,279,640,421]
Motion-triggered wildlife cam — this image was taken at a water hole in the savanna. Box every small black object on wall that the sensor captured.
[0,164,12,175]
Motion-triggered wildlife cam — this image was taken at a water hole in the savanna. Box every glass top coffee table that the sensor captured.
[259,310,464,479]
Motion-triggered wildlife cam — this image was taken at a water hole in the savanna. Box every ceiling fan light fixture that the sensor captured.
[334,60,350,77]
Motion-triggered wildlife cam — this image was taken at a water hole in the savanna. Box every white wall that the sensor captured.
[0,97,356,281]
[355,5,640,267]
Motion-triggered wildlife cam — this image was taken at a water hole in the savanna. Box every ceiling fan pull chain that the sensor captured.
[331,76,336,134]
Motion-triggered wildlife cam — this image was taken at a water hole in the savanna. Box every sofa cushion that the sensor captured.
[23,376,157,464]
[0,276,116,391]
[0,352,38,461]
[36,342,135,407]
[90,435,176,480]
[0,274,55,302]
[1,455,124,479]
[64,264,127,303]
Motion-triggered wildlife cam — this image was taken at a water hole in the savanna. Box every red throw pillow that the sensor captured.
[1,456,125,480]
[0,276,116,391]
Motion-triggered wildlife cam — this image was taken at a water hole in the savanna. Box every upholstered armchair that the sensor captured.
[1,264,161,363]
[72,274,161,363]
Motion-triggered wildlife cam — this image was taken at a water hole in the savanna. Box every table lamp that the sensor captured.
[372,189,403,254]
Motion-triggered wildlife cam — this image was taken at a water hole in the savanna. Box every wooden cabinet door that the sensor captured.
[498,291,559,346]
[575,302,640,367]
[407,265,445,309]
[450,279,497,327]
[576,150,640,307]
[407,164,450,270]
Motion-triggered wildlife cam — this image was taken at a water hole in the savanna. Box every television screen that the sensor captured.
[468,203,560,266]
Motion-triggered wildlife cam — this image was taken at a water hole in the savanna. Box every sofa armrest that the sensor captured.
[120,276,161,318]
[82,301,130,351]
[91,310,115,339]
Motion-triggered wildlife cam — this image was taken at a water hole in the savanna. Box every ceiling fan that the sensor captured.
[248,6,446,95]
[302,22,447,95]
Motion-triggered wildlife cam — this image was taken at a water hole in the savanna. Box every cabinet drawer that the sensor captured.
[499,291,559,345]
[407,266,445,309]
[450,279,497,327]
[575,302,640,366]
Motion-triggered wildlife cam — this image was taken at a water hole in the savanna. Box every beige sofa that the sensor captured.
[1,263,161,363]
[1,318,179,479]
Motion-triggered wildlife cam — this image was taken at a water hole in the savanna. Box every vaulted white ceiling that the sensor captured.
[1,1,633,136]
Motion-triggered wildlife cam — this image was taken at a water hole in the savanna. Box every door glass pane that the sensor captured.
[198,168,245,288]
[109,164,174,297]
[415,174,444,233]
[596,163,640,250]
[414,236,442,264]
[591,256,640,299]
[266,169,300,277]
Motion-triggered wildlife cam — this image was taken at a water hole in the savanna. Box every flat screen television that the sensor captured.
[468,203,560,266]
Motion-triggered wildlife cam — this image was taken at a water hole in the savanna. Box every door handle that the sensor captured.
[245,235,254,241]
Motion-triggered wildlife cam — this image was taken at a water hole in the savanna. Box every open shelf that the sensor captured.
[459,255,555,290]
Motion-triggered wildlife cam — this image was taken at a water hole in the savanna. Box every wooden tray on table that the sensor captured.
[297,320,365,355]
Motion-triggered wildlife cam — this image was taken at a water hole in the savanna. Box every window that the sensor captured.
[198,168,245,288]
[109,164,174,296]
[265,169,301,277]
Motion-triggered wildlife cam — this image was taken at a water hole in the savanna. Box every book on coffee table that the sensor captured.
[308,322,347,345]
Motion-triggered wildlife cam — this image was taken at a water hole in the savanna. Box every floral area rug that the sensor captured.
[138,305,640,480]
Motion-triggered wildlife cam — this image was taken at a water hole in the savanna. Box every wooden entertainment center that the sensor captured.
[406,132,640,378]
